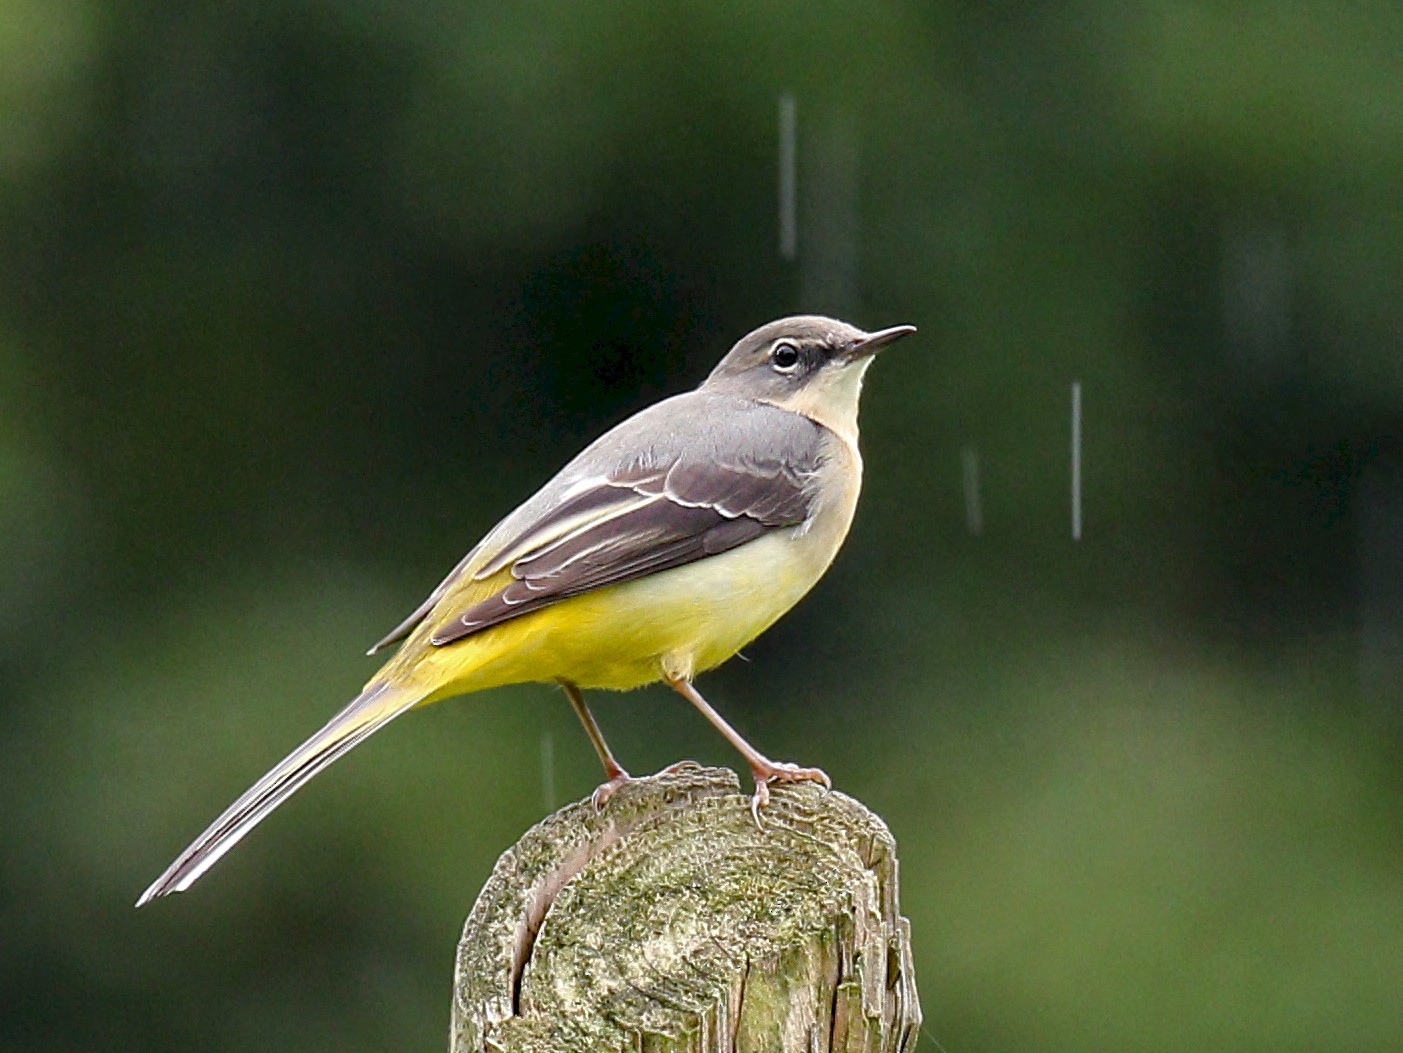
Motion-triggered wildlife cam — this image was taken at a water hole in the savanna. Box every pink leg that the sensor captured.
[666,676,830,823]
[559,680,632,809]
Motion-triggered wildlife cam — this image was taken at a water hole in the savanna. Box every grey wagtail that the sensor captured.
[137,315,915,905]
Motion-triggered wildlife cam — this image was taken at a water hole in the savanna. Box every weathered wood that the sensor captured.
[451,764,920,1053]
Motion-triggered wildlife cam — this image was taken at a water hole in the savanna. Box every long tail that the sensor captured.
[136,681,420,906]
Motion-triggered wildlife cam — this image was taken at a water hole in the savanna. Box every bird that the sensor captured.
[137,315,916,905]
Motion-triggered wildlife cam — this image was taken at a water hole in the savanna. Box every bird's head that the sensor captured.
[701,315,916,440]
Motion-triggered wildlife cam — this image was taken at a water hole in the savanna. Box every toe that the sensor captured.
[590,771,633,810]
[763,762,831,789]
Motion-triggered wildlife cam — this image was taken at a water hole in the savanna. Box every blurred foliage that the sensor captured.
[2,1,1402,1051]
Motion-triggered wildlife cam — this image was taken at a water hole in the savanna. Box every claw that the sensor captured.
[749,779,771,828]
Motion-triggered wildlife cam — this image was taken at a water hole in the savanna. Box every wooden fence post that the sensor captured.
[451,763,920,1052]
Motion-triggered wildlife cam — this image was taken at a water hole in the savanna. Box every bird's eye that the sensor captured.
[770,341,801,372]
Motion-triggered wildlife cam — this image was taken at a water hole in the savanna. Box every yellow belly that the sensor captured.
[400,526,828,701]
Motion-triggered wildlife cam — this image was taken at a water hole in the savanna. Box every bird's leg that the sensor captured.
[559,680,632,810]
[665,676,830,824]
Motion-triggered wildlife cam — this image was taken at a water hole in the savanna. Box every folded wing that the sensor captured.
[431,448,820,644]
[368,392,829,652]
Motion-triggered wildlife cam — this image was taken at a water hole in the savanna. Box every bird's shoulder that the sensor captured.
[575,389,825,468]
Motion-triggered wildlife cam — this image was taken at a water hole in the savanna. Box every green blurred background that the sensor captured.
[4,1,1402,1050]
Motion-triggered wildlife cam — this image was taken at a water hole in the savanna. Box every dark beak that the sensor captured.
[846,324,917,361]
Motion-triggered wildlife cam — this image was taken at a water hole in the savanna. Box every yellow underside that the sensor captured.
[374,529,827,705]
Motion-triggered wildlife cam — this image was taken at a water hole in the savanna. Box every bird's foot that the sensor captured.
[748,761,831,826]
[590,760,705,810]
[590,769,634,811]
